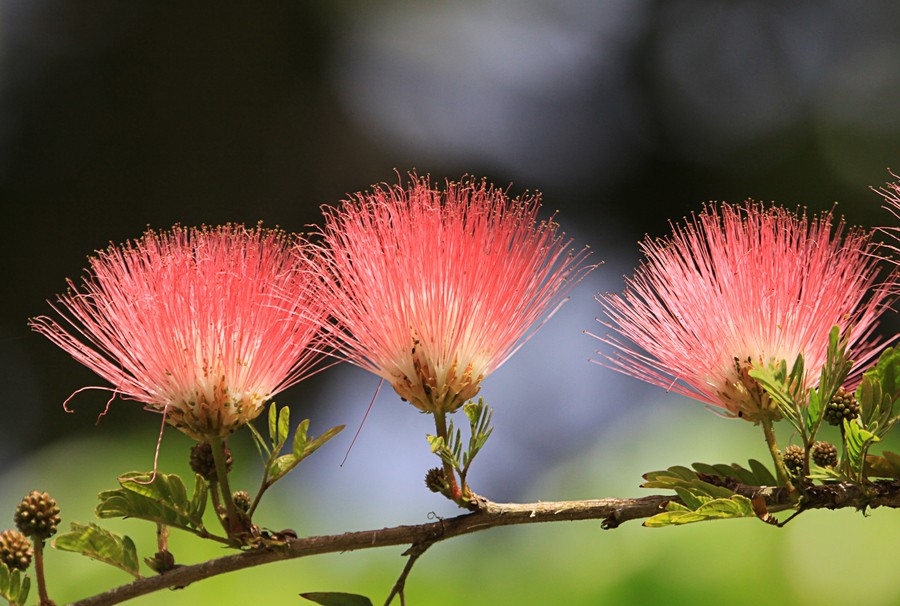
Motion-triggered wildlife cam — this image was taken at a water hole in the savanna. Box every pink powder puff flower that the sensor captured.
[30,224,330,440]
[315,175,596,415]
[875,172,900,259]
[591,203,894,423]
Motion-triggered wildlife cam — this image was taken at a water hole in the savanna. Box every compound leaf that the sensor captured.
[644,494,755,527]
[96,472,208,535]
[0,562,29,606]
[53,522,140,578]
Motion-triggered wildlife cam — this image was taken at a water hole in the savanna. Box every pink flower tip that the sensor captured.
[875,171,900,261]
[30,224,331,440]
[592,202,895,422]
[314,174,597,415]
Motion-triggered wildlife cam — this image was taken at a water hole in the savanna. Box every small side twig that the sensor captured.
[383,541,435,606]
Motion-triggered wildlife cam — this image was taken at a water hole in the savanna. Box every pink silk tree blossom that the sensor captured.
[30,224,330,440]
[315,175,595,415]
[591,203,894,422]
[876,173,900,260]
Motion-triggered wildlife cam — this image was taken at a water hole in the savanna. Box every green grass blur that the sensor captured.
[2,402,898,606]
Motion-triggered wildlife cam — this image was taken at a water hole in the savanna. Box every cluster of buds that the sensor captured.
[811,441,839,468]
[14,491,60,542]
[232,491,252,513]
[782,445,806,477]
[824,388,860,426]
[782,441,840,478]
[0,529,32,572]
[424,467,451,495]
[0,491,61,574]
[189,442,233,482]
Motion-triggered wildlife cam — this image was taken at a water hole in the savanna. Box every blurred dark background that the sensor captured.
[4,0,900,477]
[2,1,900,594]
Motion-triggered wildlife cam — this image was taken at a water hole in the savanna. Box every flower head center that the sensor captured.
[390,335,484,414]
[716,356,782,423]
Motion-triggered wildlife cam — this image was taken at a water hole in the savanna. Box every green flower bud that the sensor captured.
[782,444,805,477]
[811,441,839,468]
[824,388,860,426]
[232,490,252,513]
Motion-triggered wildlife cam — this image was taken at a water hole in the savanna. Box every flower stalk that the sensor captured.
[433,411,462,503]
[760,415,795,496]
[33,539,52,606]
[209,437,248,542]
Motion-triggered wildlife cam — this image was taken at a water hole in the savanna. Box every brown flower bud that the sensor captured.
[14,491,61,540]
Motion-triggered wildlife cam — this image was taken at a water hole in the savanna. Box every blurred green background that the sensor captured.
[1,1,899,604]
[2,403,899,605]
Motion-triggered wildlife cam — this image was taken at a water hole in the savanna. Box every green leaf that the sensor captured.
[267,423,345,484]
[641,466,735,501]
[16,576,29,606]
[189,473,209,520]
[643,494,755,527]
[856,373,896,441]
[276,405,291,450]
[0,562,30,606]
[692,462,739,481]
[53,522,141,578]
[642,465,696,484]
[247,422,271,460]
[463,400,482,427]
[298,425,345,461]
[843,419,880,477]
[806,463,845,482]
[268,454,299,484]
[806,388,822,431]
[689,459,776,487]
[293,419,311,457]
[268,401,278,444]
[300,592,374,606]
[461,399,493,474]
[749,359,804,433]
[426,435,456,470]
[817,326,853,403]
[96,472,209,535]
[865,345,900,402]
[747,459,778,486]
[426,434,445,453]
[673,487,712,510]
[806,326,853,436]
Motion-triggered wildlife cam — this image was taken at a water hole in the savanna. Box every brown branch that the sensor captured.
[66,481,900,606]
